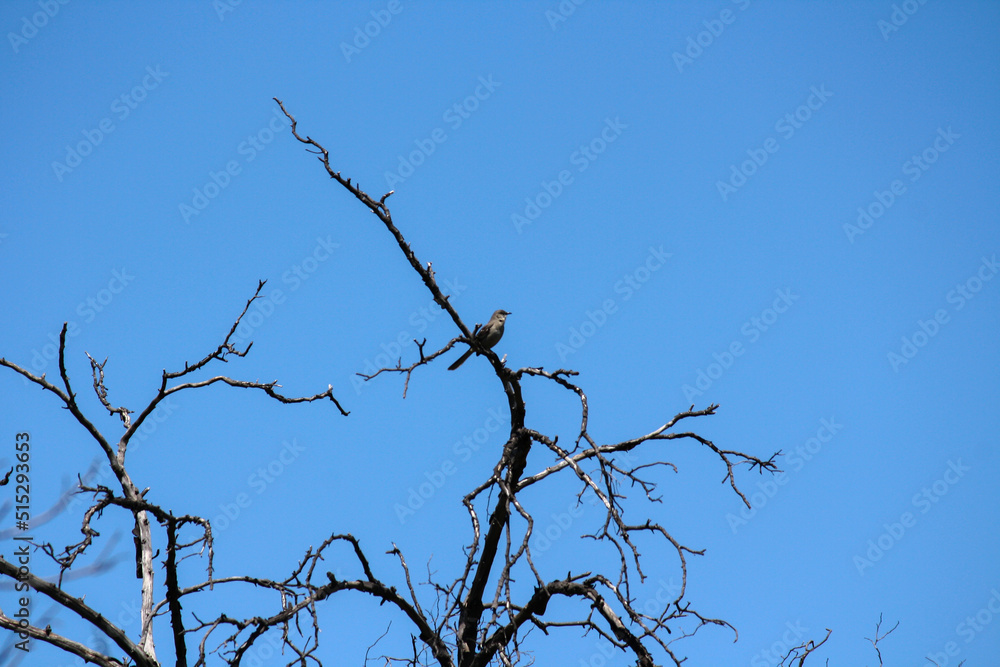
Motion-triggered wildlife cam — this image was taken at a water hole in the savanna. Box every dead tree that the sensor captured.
[0,98,799,666]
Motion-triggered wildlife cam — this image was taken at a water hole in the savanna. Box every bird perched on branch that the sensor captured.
[448,310,510,370]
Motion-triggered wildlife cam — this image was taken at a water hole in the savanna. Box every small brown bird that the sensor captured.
[448,310,510,370]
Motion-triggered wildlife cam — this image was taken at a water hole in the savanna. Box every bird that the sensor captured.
[448,310,510,370]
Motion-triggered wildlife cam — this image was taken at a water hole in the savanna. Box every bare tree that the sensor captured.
[1,98,819,666]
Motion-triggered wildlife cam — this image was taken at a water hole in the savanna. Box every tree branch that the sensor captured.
[0,555,157,667]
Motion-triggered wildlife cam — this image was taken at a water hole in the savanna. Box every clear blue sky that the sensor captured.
[2,2,998,666]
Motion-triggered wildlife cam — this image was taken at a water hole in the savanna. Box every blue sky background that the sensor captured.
[1,2,998,666]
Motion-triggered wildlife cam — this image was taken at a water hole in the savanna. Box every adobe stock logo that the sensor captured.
[923,587,1000,666]
[887,254,996,372]
[352,276,467,395]
[844,126,959,244]
[749,620,810,667]
[178,107,289,223]
[544,0,586,30]
[726,417,842,534]
[340,0,403,63]
[213,439,307,533]
[716,85,833,201]
[213,0,242,21]
[555,245,669,361]
[394,407,507,524]
[672,0,752,73]
[8,0,70,54]
[384,75,501,188]
[878,0,931,41]
[511,117,627,234]
[682,288,798,402]
[531,450,641,558]
[853,458,970,575]
[51,66,170,182]
[230,236,339,348]
[26,267,135,379]
[575,582,683,667]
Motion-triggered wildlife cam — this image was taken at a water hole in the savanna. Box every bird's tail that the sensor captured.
[448,348,474,370]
